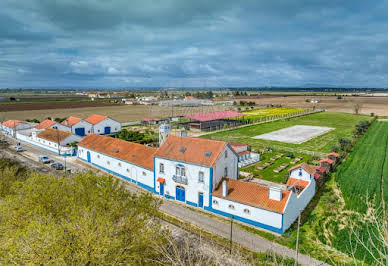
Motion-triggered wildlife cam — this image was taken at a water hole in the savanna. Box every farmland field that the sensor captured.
[241,107,305,120]
[0,104,229,123]
[203,112,372,154]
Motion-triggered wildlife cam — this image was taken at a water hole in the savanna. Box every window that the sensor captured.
[107,161,110,165]
[97,155,100,159]
[225,150,228,158]
[198,171,204,183]
[224,167,228,177]
[212,199,219,205]
[115,128,117,130]
[176,166,185,177]
[98,130,100,132]
[159,163,164,173]
[142,171,146,176]
[244,209,250,215]
[228,204,235,210]
[118,162,121,167]
[88,130,90,133]
[299,168,303,177]
[126,168,129,172]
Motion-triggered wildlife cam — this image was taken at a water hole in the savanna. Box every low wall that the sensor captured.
[16,133,75,156]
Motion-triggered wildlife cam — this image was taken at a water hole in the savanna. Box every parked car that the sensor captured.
[38,155,51,164]
[13,145,23,152]
[51,162,64,170]
[0,140,9,145]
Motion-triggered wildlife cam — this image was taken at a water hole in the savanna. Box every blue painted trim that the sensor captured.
[209,167,213,208]
[281,214,284,232]
[17,138,75,156]
[205,207,283,234]
[186,201,198,207]
[78,157,155,193]
[165,194,175,200]
[153,157,156,193]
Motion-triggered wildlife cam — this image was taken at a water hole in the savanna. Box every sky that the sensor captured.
[1,0,388,88]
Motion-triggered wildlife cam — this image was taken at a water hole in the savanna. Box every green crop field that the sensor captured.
[337,121,388,212]
[203,112,372,154]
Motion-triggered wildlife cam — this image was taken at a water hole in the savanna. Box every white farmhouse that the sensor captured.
[34,119,70,132]
[77,134,157,191]
[1,120,35,137]
[76,134,316,234]
[61,116,93,136]
[154,136,238,208]
[84,114,121,135]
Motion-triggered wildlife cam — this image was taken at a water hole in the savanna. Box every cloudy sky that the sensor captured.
[1,0,387,88]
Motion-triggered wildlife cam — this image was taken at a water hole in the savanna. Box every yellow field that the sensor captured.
[242,107,305,119]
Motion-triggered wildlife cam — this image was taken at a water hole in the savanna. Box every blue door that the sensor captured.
[160,183,164,196]
[75,127,85,136]
[176,186,185,202]
[104,126,111,134]
[198,193,203,208]
[87,151,91,163]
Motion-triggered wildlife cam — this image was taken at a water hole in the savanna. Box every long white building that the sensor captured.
[77,134,316,234]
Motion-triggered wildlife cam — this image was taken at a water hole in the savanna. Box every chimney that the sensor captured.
[269,186,282,201]
[222,180,228,197]
[65,120,69,126]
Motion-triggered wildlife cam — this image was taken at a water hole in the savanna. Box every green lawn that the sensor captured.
[241,151,312,183]
[203,112,372,154]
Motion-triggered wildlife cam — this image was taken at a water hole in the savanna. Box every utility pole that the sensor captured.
[230,215,234,255]
[295,211,301,266]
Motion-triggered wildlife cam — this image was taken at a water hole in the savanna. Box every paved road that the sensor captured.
[1,134,327,266]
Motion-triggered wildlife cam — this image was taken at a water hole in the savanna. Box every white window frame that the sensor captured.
[176,166,185,177]
[198,171,204,183]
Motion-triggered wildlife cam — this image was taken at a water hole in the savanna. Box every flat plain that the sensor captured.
[203,112,372,153]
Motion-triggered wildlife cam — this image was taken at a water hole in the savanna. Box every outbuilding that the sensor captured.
[61,116,92,136]
[84,114,121,135]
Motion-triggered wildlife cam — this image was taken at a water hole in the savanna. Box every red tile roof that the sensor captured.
[237,150,250,157]
[314,166,327,173]
[2,120,28,128]
[142,118,154,121]
[327,152,339,157]
[61,116,82,127]
[314,173,321,180]
[287,177,310,188]
[212,178,290,214]
[320,158,334,164]
[78,134,157,170]
[185,110,245,122]
[85,114,107,125]
[37,128,72,143]
[229,142,249,151]
[155,135,227,167]
[289,162,315,175]
[34,119,56,129]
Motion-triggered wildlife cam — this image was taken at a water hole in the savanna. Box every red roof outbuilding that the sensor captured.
[185,110,245,122]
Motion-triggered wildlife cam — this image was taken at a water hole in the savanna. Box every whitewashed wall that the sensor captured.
[78,147,154,190]
[91,118,121,134]
[155,157,211,207]
[282,179,316,231]
[212,196,283,230]
[16,132,74,155]
[289,168,312,181]
[213,146,238,190]
[70,120,93,135]
[50,123,71,132]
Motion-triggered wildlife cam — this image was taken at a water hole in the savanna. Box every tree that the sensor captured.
[0,171,168,264]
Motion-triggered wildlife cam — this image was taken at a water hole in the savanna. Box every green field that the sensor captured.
[241,151,312,183]
[203,112,372,154]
